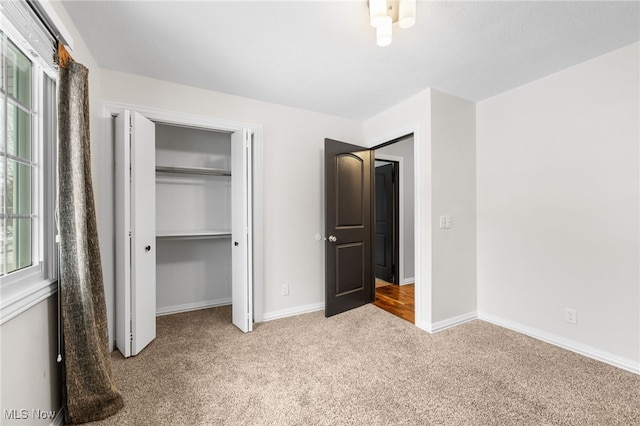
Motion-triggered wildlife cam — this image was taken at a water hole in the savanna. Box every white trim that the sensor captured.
[374,153,405,286]
[250,127,264,323]
[262,302,324,322]
[416,320,432,333]
[478,311,640,375]
[0,279,57,325]
[156,298,232,317]
[102,101,260,133]
[431,311,477,333]
[401,277,414,285]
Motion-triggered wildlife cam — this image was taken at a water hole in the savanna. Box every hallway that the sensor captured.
[373,280,415,323]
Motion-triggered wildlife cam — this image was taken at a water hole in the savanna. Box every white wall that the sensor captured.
[376,137,416,283]
[0,2,103,421]
[0,297,61,425]
[477,43,640,369]
[98,69,363,326]
[430,90,477,325]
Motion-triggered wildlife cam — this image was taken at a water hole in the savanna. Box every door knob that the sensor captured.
[328,235,337,243]
[145,245,151,252]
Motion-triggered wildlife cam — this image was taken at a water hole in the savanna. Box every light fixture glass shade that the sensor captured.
[376,15,392,47]
[399,0,416,29]
[370,0,388,27]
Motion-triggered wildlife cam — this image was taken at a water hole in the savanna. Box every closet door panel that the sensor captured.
[131,111,156,355]
[232,129,252,333]
[115,110,156,357]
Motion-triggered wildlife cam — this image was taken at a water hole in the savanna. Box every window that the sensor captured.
[1,34,35,276]
[0,17,58,323]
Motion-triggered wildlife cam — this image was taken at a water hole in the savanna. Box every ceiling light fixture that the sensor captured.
[369,0,416,47]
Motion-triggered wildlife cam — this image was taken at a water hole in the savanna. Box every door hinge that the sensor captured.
[128,230,132,238]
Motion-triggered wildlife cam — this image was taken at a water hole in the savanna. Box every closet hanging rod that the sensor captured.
[155,165,231,176]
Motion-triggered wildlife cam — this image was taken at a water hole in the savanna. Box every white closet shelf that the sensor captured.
[156,230,232,240]
[156,165,231,176]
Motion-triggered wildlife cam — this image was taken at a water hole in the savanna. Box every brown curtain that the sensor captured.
[57,53,124,424]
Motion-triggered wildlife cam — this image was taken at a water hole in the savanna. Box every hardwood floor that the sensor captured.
[373,283,415,323]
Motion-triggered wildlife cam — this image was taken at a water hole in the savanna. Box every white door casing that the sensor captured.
[110,102,261,352]
[114,111,131,357]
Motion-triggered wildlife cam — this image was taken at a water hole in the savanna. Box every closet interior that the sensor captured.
[154,123,233,315]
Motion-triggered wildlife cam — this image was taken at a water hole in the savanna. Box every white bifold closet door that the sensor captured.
[115,111,156,357]
[231,129,253,333]
[115,110,254,358]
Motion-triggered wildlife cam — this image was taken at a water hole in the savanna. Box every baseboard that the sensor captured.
[400,277,415,285]
[478,311,640,375]
[156,298,232,316]
[262,302,325,322]
[431,311,478,333]
[416,320,432,333]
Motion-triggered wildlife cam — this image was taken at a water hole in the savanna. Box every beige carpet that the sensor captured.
[88,305,640,425]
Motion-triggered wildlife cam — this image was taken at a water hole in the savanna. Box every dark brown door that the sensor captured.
[325,138,374,317]
[375,162,397,283]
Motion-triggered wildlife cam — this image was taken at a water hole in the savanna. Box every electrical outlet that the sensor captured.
[565,308,577,324]
[281,284,289,296]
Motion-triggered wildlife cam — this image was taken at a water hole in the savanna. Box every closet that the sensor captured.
[155,123,232,315]
[114,110,253,358]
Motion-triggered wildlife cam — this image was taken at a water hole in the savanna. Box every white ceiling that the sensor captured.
[61,1,640,120]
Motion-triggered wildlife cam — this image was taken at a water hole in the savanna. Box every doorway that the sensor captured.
[374,160,399,284]
[373,135,415,323]
[323,134,415,321]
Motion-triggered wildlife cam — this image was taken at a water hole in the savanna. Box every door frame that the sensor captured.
[100,102,264,347]
[374,154,404,285]
[365,125,426,329]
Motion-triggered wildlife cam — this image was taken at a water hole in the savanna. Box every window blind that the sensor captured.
[1,0,56,69]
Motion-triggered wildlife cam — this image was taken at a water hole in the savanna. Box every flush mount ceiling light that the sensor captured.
[369,0,416,47]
